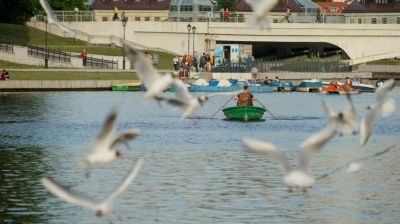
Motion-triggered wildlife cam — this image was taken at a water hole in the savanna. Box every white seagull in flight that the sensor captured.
[124,42,174,100]
[245,0,279,28]
[243,124,337,192]
[81,110,140,166]
[42,158,143,217]
[159,78,237,118]
[360,79,396,146]
[39,0,74,34]
[322,93,359,136]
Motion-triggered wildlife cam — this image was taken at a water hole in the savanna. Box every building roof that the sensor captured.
[170,0,213,5]
[344,0,400,13]
[316,2,346,8]
[91,0,171,11]
[316,2,346,13]
[233,0,318,13]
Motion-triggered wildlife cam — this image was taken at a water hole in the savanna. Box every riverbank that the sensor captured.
[0,70,398,91]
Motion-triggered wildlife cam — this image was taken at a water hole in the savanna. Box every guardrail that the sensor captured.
[36,11,95,22]
[255,60,351,73]
[35,10,400,24]
[84,56,118,69]
[28,45,72,62]
[0,44,14,54]
[27,45,118,69]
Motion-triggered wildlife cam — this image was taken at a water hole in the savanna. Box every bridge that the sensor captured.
[28,21,400,65]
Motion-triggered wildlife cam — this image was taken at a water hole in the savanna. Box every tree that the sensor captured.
[0,0,41,24]
[0,0,86,24]
[216,0,234,10]
[48,0,87,11]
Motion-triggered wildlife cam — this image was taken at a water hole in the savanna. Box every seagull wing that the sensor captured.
[171,78,193,104]
[341,93,359,134]
[143,73,174,100]
[39,0,74,34]
[359,107,377,146]
[103,158,143,205]
[298,125,336,172]
[41,177,97,210]
[90,110,117,152]
[380,98,396,118]
[375,79,395,102]
[245,0,278,28]
[242,137,291,172]
[321,101,338,125]
[124,42,163,87]
[110,129,141,149]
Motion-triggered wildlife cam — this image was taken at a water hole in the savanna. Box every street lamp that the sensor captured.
[187,23,191,56]
[44,15,48,69]
[122,16,128,70]
[192,26,196,57]
[74,7,79,42]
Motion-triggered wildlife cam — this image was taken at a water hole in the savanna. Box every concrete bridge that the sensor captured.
[28,21,400,65]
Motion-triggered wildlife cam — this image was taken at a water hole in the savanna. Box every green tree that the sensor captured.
[0,0,86,24]
[0,0,41,24]
[48,0,87,11]
[216,0,234,10]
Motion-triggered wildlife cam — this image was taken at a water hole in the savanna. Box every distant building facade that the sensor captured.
[344,0,400,24]
[91,0,171,22]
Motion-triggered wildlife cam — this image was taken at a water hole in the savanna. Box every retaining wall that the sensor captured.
[0,80,133,91]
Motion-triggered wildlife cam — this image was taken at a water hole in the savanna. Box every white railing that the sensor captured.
[35,10,400,24]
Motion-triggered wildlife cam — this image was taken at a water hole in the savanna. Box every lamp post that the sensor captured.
[187,23,191,56]
[44,15,48,69]
[74,7,79,42]
[192,26,196,58]
[122,16,128,70]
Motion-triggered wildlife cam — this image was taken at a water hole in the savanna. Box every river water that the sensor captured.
[0,91,399,223]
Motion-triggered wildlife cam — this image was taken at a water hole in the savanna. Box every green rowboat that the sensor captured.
[222,106,266,121]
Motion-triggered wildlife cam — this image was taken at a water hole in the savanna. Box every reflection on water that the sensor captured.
[0,91,399,223]
[0,146,50,223]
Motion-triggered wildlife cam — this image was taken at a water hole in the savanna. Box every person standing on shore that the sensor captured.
[81,49,88,66]
[251,65,258,85]
[173,55,179,71]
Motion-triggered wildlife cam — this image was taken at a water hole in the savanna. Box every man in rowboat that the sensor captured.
[235,84,254,106]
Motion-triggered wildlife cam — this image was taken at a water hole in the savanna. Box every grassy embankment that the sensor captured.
[366,59,400,65]
[0,23,174,78]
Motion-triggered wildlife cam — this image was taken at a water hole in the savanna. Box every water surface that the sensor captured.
[0,91,399,223]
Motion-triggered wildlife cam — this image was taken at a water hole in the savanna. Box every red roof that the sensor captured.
[316,2,345,14]
[91,0,171,10]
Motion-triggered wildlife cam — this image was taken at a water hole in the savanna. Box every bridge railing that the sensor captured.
[35,11,95,22]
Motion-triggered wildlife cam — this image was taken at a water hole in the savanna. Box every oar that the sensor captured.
[255,98,277,119]
[210,95,235,118]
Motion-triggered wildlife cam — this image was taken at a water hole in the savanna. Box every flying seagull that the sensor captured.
[81,110,140,166]
[39,0,74,34]
[124,42,174,100]
[42,158,143,217]
[245,0,279,28]
[243,124,337,192]
[159,78,238,118]
[322,93,359,136]
[360,79,396,146]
